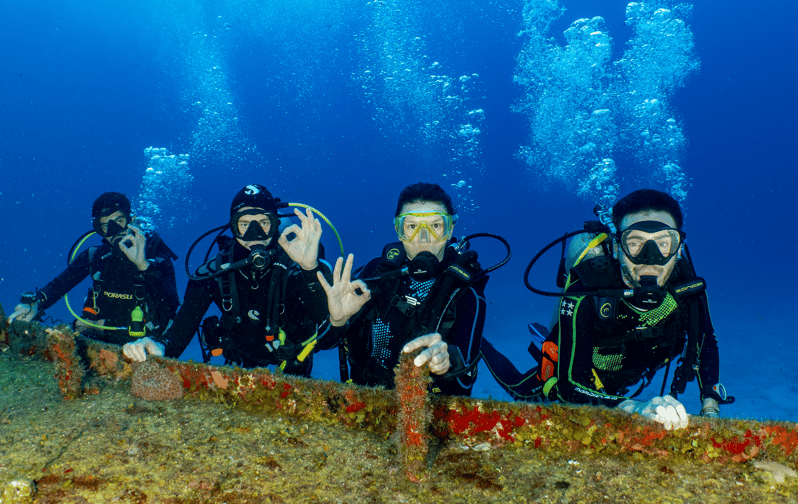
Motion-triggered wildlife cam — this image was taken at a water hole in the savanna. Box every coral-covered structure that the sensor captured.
[394,349,432,483]
[3,311,798,473]
[44,327,84,399]
[130,360,184,401]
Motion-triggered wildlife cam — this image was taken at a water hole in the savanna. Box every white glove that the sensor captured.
[8,302,38,323]
[122,337,165,362]
[617,395,689,430]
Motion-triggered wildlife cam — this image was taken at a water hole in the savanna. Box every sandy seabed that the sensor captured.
[1,354,796,504]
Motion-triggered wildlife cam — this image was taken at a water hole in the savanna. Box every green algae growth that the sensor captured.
[1,351,797,503]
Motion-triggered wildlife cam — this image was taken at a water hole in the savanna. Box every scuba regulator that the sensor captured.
[355,232,512,382]
[634,275,666,307]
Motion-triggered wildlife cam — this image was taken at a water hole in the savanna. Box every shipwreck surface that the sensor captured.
[0,304,796,503]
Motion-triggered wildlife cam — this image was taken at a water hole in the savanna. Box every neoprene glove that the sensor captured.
[8,302,38,323]
[122,337,165,362]
[616,394,689,430]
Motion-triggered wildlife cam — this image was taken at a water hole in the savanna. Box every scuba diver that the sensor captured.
[481,189,733,430]
[8,192,180,345]
[316,182,510,396]
[123,184,333,377]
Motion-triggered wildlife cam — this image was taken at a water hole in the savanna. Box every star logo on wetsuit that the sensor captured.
[560,300,574,317]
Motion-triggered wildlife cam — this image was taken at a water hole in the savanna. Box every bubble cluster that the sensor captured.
[515,0,698,204]
[136,147,194,230]
[182,51,259,167]
[174,11,260,169]
[617,3,698,202]
[356,0,484,213]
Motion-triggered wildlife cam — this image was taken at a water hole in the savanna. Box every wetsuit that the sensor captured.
[34,232,179,345]
[483,260,720,406]
[155,240,332,376]
[318,244,487,396]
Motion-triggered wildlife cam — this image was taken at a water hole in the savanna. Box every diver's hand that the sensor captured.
[122,337,165,362]
[402,333,450,375]
[317,254,370,327]
[9,302,38,323]
[617,395,689,430]
[118,226,149,271]
[75,318,106,334]
[279,207,322,271]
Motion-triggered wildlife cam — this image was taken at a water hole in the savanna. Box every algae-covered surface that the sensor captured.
[1,353,796,503]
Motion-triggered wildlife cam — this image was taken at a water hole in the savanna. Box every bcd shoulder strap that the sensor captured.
[214,243,240,328]
[569,256,624,321]
[144,231,179,261]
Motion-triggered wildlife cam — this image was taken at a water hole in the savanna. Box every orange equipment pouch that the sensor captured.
[539,341,559,381]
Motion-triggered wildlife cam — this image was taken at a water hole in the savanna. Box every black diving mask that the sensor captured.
[231,209,279,242]
[618,221,684,266]
[94,214,129,241]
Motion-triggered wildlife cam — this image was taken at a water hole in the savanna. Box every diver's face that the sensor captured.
[98,211,129,244]
[616,210,679,288]
[398,201,453,262]
[235,207,273,250]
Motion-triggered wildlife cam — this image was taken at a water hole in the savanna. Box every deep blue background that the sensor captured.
[2,0,796,420]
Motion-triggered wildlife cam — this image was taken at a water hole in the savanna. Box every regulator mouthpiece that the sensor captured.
[634,275,665,308]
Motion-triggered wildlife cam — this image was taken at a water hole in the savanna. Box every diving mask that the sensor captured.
[618,221,685,266]
[231,209,278,241]
[94,213,129,240]
[394,211,455,243]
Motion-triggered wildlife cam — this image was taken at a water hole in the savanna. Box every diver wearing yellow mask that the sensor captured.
[316,182,491,396]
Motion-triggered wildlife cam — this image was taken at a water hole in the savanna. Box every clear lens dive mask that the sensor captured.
[618,220,685,266]
[394,211,455,243]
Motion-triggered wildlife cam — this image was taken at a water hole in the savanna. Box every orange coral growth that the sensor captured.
[211,370,229,390]
[89,348,120,376]
[761,425,798,455]
[395,350,432,483]
[45,327,84,399]
[98,348,117,367]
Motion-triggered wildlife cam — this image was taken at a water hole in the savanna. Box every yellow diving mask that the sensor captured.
[394,211,455,243]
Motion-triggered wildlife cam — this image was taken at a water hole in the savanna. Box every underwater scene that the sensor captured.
[1,0,797,502]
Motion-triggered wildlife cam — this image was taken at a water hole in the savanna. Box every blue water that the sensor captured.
[1,0,796,422]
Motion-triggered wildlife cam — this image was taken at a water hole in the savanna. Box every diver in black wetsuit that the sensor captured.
[482,189,733,430]
[123,184,332,377]
[316,182,489,396]
[8,192,179,345]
